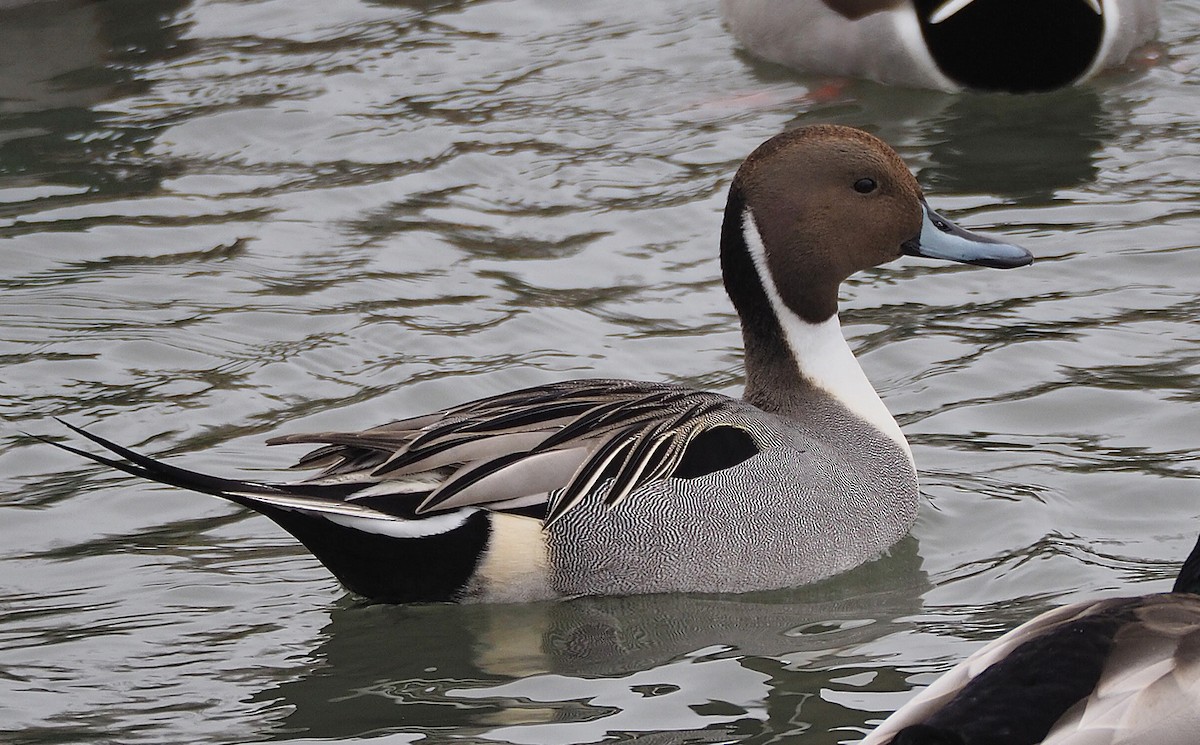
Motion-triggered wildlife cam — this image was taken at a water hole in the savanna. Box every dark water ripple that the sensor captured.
[2,0,1199,743]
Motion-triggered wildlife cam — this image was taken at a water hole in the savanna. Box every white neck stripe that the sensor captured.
[741,209,913,462]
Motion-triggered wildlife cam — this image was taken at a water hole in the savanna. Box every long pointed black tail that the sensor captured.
[38,418,297,506]
[37,421,491,603]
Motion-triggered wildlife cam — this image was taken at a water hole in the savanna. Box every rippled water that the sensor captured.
[3,0,1199,742]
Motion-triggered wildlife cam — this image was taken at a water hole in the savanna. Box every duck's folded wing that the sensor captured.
[860,594,1200,745]
[268,379,762,525]
[1042,595,1200,745]
[857,601,1105,744]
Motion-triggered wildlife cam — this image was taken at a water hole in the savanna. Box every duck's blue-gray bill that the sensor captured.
[902,201,1033,269]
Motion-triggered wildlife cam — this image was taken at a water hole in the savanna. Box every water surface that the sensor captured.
[3,1,1200,743]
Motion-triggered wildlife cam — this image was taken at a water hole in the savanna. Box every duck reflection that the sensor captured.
[0,0,191,193]
[251,537,926,742]
[795,86,1112,202]
[917,91,1112,201]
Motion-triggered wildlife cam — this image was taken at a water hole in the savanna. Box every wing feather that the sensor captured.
[418,447,589,513]
[255,381,758,524]
[545,425,642,525]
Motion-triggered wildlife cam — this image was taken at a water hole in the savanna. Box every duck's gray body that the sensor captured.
[547,385,915,597]
[49,125,1030,604]
[722,0,1160,92]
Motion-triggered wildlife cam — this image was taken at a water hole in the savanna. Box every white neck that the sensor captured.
[742,210,913,463]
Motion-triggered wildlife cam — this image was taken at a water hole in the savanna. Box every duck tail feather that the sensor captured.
[47,418,283,502]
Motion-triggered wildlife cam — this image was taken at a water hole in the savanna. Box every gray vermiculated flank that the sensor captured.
[547,386,916,597]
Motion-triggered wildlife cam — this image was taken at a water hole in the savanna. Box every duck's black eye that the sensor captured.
[853,177,877,194]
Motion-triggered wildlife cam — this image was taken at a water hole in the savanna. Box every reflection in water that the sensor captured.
[792,86,1110,201]
[0,0,191,194]
[3,0,1200,743]
[252,538,926,742]
[919,90,1111,200]
[0,1,109,121]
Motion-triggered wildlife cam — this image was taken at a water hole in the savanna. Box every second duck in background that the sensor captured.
[722,0,1161,92]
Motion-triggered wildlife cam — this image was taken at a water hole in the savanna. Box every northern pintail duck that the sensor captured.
[722,0,1160,92]
[860,534,1200,744]
[47,125,1033,604]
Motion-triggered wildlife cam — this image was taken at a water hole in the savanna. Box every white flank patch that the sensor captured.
[741,210,913,464]
[471,513,553,602]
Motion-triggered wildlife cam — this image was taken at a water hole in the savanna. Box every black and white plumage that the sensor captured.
[722,0,1160,93]
[45,125,1032,604]
[860,536,1200,744]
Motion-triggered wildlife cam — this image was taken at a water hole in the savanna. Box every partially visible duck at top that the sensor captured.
[859,530,1200,744]
[721,0,1161,93]
[47,125,1033,605]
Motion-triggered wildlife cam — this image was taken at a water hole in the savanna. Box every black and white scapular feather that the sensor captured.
[41,125,1033,604]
